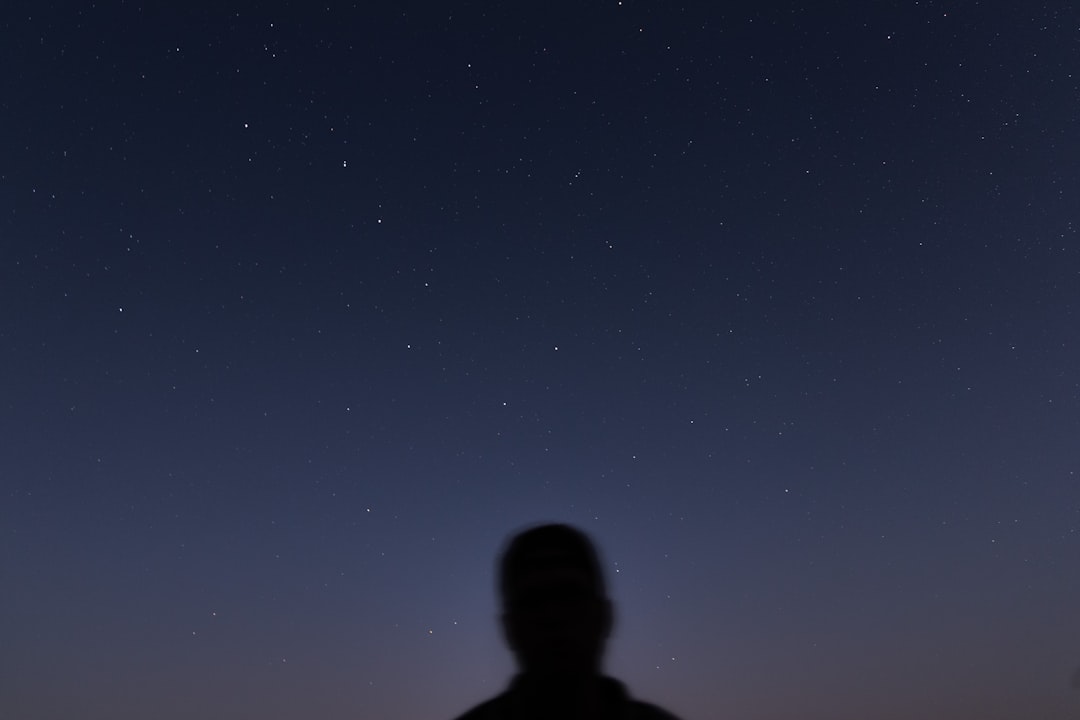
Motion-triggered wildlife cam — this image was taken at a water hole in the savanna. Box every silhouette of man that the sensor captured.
[453,523,682,720]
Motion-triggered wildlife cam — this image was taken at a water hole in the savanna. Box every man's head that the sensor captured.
[498,523,613,678]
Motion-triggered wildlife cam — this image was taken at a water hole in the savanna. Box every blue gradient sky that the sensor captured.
[2,2,1079,718]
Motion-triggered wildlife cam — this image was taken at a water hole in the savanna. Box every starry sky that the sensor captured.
[2,2,1079,719]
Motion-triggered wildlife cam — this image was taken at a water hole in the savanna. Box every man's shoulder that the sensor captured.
[609,675,681,720]
[450,694,505,720]
[629,698,682,720]
[449,680,683,720]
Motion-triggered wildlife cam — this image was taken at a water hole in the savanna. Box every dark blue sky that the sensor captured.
[3,2,1079,719]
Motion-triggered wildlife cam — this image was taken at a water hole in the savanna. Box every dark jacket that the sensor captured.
[453,675,681,720]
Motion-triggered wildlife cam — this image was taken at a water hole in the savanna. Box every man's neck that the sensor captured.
[510,673,612,719]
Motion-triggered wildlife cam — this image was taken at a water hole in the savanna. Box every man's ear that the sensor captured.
[599,597,614,639]
[500,611,519,652]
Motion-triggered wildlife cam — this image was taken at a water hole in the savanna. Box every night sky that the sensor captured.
[3,2,1079,719]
